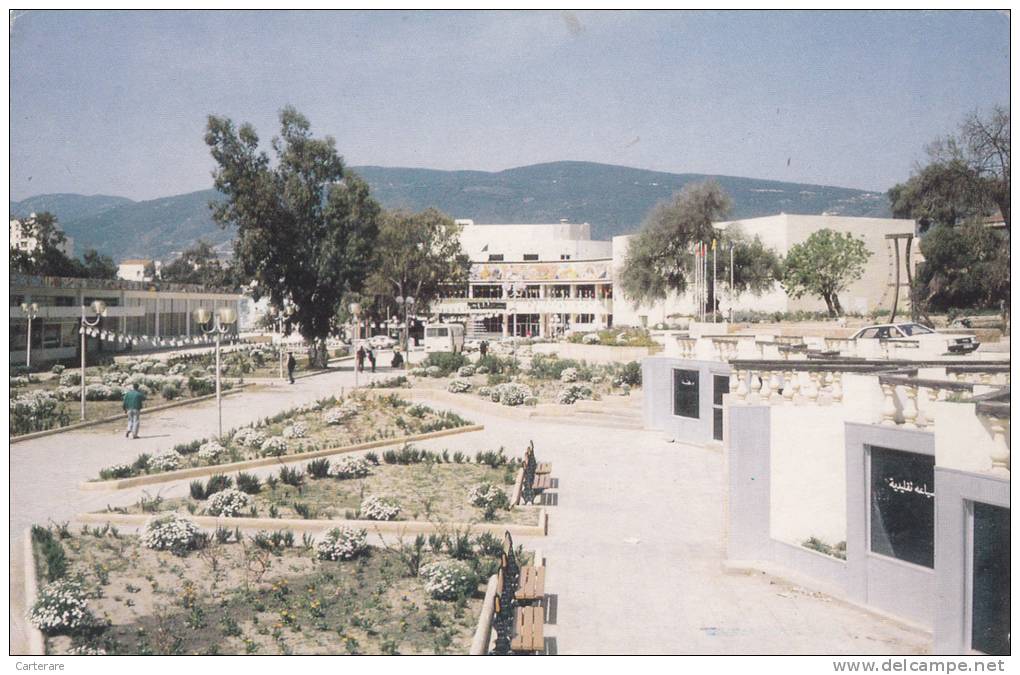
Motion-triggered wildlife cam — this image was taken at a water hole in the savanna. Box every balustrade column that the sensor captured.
[880,383,898,425]
[759,370,772,400]
[988,418,1010,475]
[831,371,843,403]
[734,370,748,402]
[782,371,795,404]
[749,370,762,401]
[902,385,919,428]
[804,371,819,402]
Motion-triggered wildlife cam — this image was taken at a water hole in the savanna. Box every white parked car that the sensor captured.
[850,323,979,354]
[367,335,398,350]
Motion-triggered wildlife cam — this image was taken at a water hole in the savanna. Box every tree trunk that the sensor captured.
[822,293,837,318]
[832,294,844,317]
[307,339,329,369]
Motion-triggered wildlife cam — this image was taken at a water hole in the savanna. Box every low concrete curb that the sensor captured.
[75,508,549,538]
[11,384,251,444]
[21,528,46,656]
[78,424,486,491]
[470,575,500,655]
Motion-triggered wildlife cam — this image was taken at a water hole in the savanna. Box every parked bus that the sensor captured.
[424,323,465,353]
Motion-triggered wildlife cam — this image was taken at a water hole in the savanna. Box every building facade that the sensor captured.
[433,214,920,337]
[10,216,74,257]
[10,274,242,365]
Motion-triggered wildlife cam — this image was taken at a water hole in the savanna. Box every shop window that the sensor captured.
[868,446,935,568]
[487,254,504,262]
[971,502,1010,655]
[523,254,538,261]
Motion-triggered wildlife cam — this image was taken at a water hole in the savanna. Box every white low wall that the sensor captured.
[531,342,653,364]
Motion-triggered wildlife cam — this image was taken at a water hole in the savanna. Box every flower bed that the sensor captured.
[107,445,533,525]
[30,525,512,655]
[93,392,473,482]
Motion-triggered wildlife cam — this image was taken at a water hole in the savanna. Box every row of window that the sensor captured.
[487,254,572,262]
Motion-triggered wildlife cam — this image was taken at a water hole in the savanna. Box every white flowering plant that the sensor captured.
[148,450,182,473]
[328,456,370,479]
[232,427,266,449]
[316,527,368,561]
[282,422,309,439]
[425,365,442,378]
[359,495,401,521]
[28,578,97,634]
[140,513,203,555]
[206,488,251,517]
[496,382,532,406]
[259,436,288,457]
[197,440,225,462]
[582,332,600,345]
[468,482,511,519]
[457,365,475,377]
[560,367,579,383]
[420,561,478,601]
[447,379,472,394]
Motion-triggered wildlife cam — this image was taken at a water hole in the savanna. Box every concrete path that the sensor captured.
[10,375,930,655]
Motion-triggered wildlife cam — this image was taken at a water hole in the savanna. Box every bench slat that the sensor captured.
[510,606,545,652]
[535,462,552,475]
[532,475,553,490]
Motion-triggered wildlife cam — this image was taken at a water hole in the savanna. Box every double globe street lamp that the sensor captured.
[80,300,107,421]
[193,306,238,439]
[349,302,362,387]
[395,295,415,356]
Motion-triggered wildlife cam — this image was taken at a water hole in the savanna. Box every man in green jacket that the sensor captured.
[122,383,145,439]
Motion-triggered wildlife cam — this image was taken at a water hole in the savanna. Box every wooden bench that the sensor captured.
[491,531,546,655]
[514,564,546,602]
[535,462,552,475]
[532,474,554,491]
[510,606,545,653]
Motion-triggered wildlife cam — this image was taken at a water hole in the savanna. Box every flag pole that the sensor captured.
[712,239,717,323]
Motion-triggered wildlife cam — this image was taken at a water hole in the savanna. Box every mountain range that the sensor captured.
[10,161,891,261]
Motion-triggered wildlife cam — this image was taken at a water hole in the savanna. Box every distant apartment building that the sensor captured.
[117,259,160,282]
[434,214,920,337]
[9,215,74,257]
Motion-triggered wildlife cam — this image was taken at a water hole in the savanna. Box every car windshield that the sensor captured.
[897,323,934,336]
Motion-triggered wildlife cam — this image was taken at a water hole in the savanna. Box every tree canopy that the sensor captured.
[10,212,117,280]
[780,229,871,317]
[914,222,1009,313]
[889,106,1009,232]
[205,106,381,366]
[620,181,780,309]
[157,240,239,289]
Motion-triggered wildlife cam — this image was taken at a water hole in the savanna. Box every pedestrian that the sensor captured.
[356,345,365,372]
[367,346,377,373]
[122,382,145,439]
[479,340,488,358]
[286,352,296,384]
[391,348,404,369]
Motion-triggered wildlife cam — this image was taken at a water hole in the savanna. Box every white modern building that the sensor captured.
[10,215,74,257]
[117,258,160,282]
[433,214,921,338]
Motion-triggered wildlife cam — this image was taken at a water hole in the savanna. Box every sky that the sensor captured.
[9,9,1010,202]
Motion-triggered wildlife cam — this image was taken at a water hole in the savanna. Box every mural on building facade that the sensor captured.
[470,260,611,283]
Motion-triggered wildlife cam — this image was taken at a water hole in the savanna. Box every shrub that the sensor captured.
[360,495,401,521]
[560,367,579,383]
[232,427,266,449]
[619,361,642,386]
[99,463,134,480]
[447,378,472,393]
[28,578,96,634]
[203,474,233,497]
[161,383,181,400]
[59,371,81,387]
[475,355,509,375]
[279,466,305,486]
[259,436,288,458]
[206,488,251,517]
[582,332,600,344]
[557,383,593,405]
[528,354,580,380]
[235,472,262,494]
[141,513,203,555]
[31,526,67,581]
[306,457,331,479]
[477,386,492,400]
[457,365,475,377]
[197,440,225,462]
[11,391,69,436]
[475,448,508,468]
[420,561,478,601]
[51,364,66,375]
[148,450,182,473]
[187,375,215,397]
[423,351,468,376]
[329,456,370,479]
[316,527,368,561]
[468,483,511,520]
[425,366,442,378]
[282,422,309,439]
[496,382,532,406]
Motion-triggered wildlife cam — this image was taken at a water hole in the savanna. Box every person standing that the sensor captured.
[367,346,377,373]
[479,340,488,358]
[390,348,404,369]
[122,382,145,439]
[356,345,366,372]
[286,352,296,384]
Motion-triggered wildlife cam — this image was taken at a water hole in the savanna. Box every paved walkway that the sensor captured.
[10,374,930,655]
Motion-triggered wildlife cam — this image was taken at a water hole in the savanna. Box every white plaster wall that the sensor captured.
[459,222,611,262]
[768,403,849,546]
[933,401,1002,474]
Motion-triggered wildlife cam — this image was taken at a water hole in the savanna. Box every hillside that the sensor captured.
[10,161,891,260]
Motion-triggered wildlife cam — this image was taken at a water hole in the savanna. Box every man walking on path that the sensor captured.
[286,352,296,384]
[122,383,145,439]
[479,340,488,358]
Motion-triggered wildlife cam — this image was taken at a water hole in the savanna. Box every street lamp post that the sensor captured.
[194,306,238,440]
[20,302,39,369]
[349,302,362,387]
[80,300,107,421]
